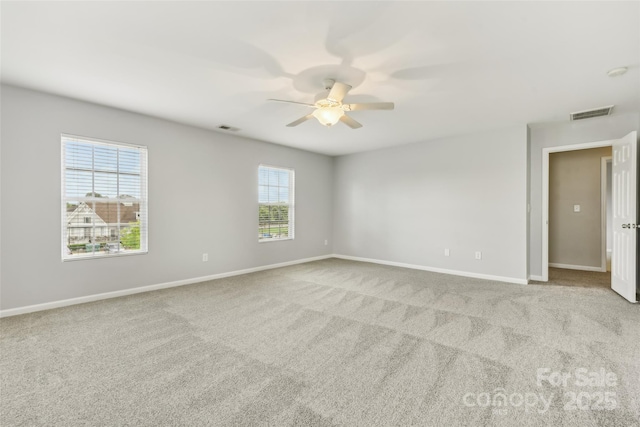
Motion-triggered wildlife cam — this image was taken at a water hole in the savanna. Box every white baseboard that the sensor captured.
[529,275,545,281]
[0,254,333,318]
[548,263,606,272]
[333,254,528,285]
[0,254,532,318]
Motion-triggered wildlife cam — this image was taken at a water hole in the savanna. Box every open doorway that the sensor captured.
[543,146,612,288]
[540,132,638,303]
[541,139,614,283]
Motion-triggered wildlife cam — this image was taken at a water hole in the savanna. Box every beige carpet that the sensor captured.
[531,268,611,289]
[1,259,639,426]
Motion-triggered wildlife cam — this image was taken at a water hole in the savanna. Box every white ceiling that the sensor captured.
[2,1,639,156]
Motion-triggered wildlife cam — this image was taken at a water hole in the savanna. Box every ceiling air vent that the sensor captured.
[570,105,614,121]
[217,125,240,132]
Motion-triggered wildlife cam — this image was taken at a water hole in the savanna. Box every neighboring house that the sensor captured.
[66,201,140,244]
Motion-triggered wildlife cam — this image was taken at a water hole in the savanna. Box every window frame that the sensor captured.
[258,164,295,243]
[61,134,148,261]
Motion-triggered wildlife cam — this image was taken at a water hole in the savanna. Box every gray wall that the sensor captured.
[0,85,334,310]
[549,147,611,268]
[332,126,529,281]
[528,112,640,277]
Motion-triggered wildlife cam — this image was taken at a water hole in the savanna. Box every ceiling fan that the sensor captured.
[268,79,394,129]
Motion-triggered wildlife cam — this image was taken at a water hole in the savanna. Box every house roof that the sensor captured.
[93,202,139,224]
[68,201,139,224]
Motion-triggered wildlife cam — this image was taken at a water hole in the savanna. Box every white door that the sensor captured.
[611,131,637,303]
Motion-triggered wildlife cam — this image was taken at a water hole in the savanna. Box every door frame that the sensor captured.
[601,156,612,273]
[542,139,616,281]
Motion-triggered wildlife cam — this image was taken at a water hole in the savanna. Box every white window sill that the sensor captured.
[62,251,148,262]
[258,237,294,243]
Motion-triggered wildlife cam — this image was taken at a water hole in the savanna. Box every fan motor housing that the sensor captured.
[314,91,336,105]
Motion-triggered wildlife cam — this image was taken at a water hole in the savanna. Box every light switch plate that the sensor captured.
[573,204,581,212]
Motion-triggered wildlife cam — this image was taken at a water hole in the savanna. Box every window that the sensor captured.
[62,135,148,260]
[258,165,294,242]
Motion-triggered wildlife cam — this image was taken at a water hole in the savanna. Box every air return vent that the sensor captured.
[217,125,240,132]
[570,105,614,121]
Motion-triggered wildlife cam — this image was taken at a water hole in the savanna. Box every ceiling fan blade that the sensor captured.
[340,114,362,129]
[286,114,314,127]
[327,81,352,103]
[268,99,315,108]
[343,102,395,111]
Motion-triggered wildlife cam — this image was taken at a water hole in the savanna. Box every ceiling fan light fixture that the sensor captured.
[312,106,344,126]
[269,78,394,129]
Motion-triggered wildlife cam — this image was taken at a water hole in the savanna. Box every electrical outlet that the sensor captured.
[475,251,482,260]
[324,239,328,246]
[573,204,581,213]
[202,253,208,262]
[444,248,450,256]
